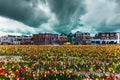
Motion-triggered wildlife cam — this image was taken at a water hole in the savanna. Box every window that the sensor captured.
[102,34,105,36]
[96,41,100,44]
[110,34,114,36]
[107,34,109,37]
[91,41,95,43]
[101,37,106,39]
[102,41,106,44]
[46,35,48,37]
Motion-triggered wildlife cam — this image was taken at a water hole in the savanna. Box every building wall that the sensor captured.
[67,33,75,44]
[74,32,91,44]
[91,32,120,44]
[33,33,59,45]
[117,33,120,44]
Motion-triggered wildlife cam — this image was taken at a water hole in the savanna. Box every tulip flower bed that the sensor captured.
[0,45,120,80]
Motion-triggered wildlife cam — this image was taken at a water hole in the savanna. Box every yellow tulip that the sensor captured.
[10,77,12,80]
[77,73,80,77]
[54,67,56,70]
[89,68,93,72]
[98,74,101,78]
[96,78,99,80]
[36,73,39,76]
[9,71,12,74]
[5,73,8,78]
[12,65,15,69]
[83,78,87,80]
[46,54,48,57]
[108,67,112,72]
[2,65,5,69]
[99,69,102,73]
[11,73,15,78]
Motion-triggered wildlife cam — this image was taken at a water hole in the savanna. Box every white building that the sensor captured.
[91,32,120,44]
[117,32,120,44]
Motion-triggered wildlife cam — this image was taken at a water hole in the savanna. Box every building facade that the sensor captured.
[67,33,75,44]
[91,32,120,44]
[0,35,33,45]
[74,31,83,44]
[59,33,68,44]
[82,33,91,44]
[1,32,120,45]
[21,35,33,44]
[74,31,91,44]
[33,33,59,45]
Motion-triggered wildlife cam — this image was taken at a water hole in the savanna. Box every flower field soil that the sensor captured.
[0,45,120,80]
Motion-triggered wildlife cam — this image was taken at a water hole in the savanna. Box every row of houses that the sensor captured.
[0,31,120,45]
[0,35,33,45]
[91,32,120,44]
[33,31,91,45]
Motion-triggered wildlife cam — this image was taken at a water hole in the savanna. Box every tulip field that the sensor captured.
[0,45,120,80]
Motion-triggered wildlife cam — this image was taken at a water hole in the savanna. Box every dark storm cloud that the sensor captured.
[0,0,86,33]
[0,0,49,27]
[95,20,120,32]
[1,0,120,34]
[116,0,120,4]
[95,21,118,32]
[47,0,86,33]
[48,0,85,23]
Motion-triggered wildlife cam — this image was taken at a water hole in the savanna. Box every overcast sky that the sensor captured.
[0,0,120,35]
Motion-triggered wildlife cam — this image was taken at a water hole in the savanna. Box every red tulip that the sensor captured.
[13,70,18,75]
[0,70,3,75]
[27,73,31,77]
[104,76,113,80]
[93,58,97,64]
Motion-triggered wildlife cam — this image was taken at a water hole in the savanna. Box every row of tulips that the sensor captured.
[0,45,120,79]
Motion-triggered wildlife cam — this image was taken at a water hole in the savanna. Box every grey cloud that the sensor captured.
[104,0,120,31]
[0,0,49,27]
[97,0,120,32]
[1,28,34,35]
[1,0,120,35]
[81,0,120,33]
[116,0,120,4]
[95,15,120,32]
[0,0,86,34]
[106,14,120,26]
[47,0,86,33]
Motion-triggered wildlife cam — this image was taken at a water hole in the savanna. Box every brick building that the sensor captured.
[59,33,68,44]
[74,31,91,44]
[33,33,59,45]
[82,33,91,44]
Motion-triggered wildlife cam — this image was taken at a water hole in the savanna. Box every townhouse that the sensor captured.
[91,32,120,44]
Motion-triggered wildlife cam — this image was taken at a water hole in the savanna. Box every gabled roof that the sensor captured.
[60,33,67,36]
